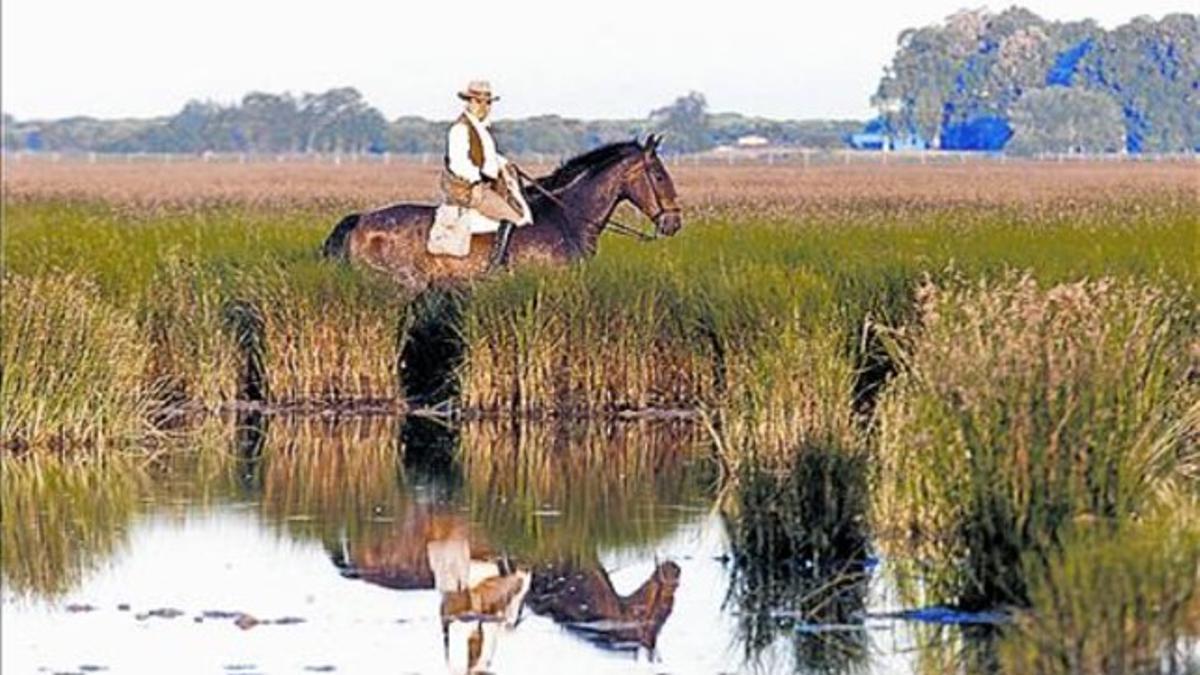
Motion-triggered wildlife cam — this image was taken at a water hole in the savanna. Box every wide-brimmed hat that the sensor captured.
[457,80,499,103]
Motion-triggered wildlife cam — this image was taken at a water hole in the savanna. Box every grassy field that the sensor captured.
[3,158,1198,671]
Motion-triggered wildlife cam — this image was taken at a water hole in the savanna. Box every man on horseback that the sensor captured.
[441,80,531,270]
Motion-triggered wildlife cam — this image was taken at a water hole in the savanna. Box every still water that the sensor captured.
[2,416,979,674]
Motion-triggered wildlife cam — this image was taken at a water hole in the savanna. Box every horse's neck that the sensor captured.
[552,159,632,255]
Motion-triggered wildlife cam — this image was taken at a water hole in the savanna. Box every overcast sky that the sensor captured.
[3,1,1194,122]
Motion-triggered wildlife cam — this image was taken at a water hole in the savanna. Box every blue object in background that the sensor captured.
[846,117,928,150]
[939,116,1013,151]
[1046,39,1094,87]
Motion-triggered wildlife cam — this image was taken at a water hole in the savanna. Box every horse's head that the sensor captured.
[624,134,682,237]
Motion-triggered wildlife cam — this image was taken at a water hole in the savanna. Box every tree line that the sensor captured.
[5,8,1194,156]
[1,89,858,156]
[872,9,1198,153]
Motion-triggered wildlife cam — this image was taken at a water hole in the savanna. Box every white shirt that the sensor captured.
[446,111,506,183]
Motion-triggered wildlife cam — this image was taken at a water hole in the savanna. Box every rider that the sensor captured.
[441,80,530,269]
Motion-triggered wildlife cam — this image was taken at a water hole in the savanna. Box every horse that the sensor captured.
[321,135,682,287]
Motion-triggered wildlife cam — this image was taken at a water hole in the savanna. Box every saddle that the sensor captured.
[427,205,503,258]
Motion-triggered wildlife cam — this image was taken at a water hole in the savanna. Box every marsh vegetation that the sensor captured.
[2,159,1197,672]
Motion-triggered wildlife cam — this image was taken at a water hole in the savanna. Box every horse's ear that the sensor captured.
[645,133,662,153]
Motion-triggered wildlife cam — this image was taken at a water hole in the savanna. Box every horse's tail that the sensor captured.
[322,213,361,259]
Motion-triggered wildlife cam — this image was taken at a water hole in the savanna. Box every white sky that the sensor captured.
[2,1,1194,122]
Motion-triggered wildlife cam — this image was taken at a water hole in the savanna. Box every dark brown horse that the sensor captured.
[321,136,682,287]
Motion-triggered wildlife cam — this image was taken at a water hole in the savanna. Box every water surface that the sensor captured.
[2,416,971,674]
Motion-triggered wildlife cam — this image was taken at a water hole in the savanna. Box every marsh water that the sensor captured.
[2,416,994,674]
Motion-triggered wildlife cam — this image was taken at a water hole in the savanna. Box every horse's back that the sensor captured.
[322,202,435,259]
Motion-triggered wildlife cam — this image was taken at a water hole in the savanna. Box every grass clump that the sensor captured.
[243,261,411,405]
[2,273,156,451]
[874,274,1198,608]
[999,510,1200,674]
[459,259,712,415]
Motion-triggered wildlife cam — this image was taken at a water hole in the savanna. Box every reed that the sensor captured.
[873,274,1199,608]
[1,273,157,451]
[141,256,243,407]
[2,187,1196,454]
[999,508,1200,674]
[241,261,411,405]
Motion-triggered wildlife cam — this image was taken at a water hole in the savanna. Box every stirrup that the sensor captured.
[487,221,516,271]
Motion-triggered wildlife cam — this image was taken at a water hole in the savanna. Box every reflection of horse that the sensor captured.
[321,137,682,288]
[328,509,681,662]
[526,559,681,651]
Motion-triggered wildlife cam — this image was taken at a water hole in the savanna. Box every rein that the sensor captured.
[513,165,658,242]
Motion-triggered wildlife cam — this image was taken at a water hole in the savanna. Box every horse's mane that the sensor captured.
[536,141,642,193]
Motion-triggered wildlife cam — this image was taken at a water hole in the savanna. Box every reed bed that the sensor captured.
[873,275,1199,608]
[2,203,411,450]
[1,273,156,451]
[999,508,1200,674]
[244,263,410,405]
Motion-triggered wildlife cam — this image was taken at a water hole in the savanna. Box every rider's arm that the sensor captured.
[446,123,482,183]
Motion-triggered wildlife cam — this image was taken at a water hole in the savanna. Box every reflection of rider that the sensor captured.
[426,524,530,674]
[442,80,530,270]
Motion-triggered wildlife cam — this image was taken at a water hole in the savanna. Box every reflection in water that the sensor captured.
[0,459,142,599]
[2,415,984,673]
[329,418,705,671]
[723,445,873,673]
[526,559,681,651]
[459,420,710,560]
[258,416,407,542]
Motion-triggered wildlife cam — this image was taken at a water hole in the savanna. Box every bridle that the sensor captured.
[514,152,678,243]
[632,152,682,228]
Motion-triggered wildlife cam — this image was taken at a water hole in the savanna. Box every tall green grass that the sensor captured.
[2,197,1195,453]
[2,202,411,451]
[873,275,1199,608]
[999,508,1200,674]
[1,273,156,451]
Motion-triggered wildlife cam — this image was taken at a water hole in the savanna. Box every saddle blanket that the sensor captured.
[427,205,502,258]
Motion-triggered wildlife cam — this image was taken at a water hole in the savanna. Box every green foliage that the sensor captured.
[650,91,714,154]
[875,8,1199,152]
[1000,512,1200,674]
[1,273,156,451]
[1008,87,1125,154]
[874,275,1198,608]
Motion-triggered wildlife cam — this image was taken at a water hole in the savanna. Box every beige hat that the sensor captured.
[458,80,499,102]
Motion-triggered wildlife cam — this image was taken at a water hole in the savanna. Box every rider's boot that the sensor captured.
[487,221,516,271]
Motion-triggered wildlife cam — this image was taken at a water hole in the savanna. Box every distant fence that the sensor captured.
[3,148,1197,167]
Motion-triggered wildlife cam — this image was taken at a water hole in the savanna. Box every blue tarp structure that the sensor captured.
[939,115,1013,151]
[854,33,1191,153]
